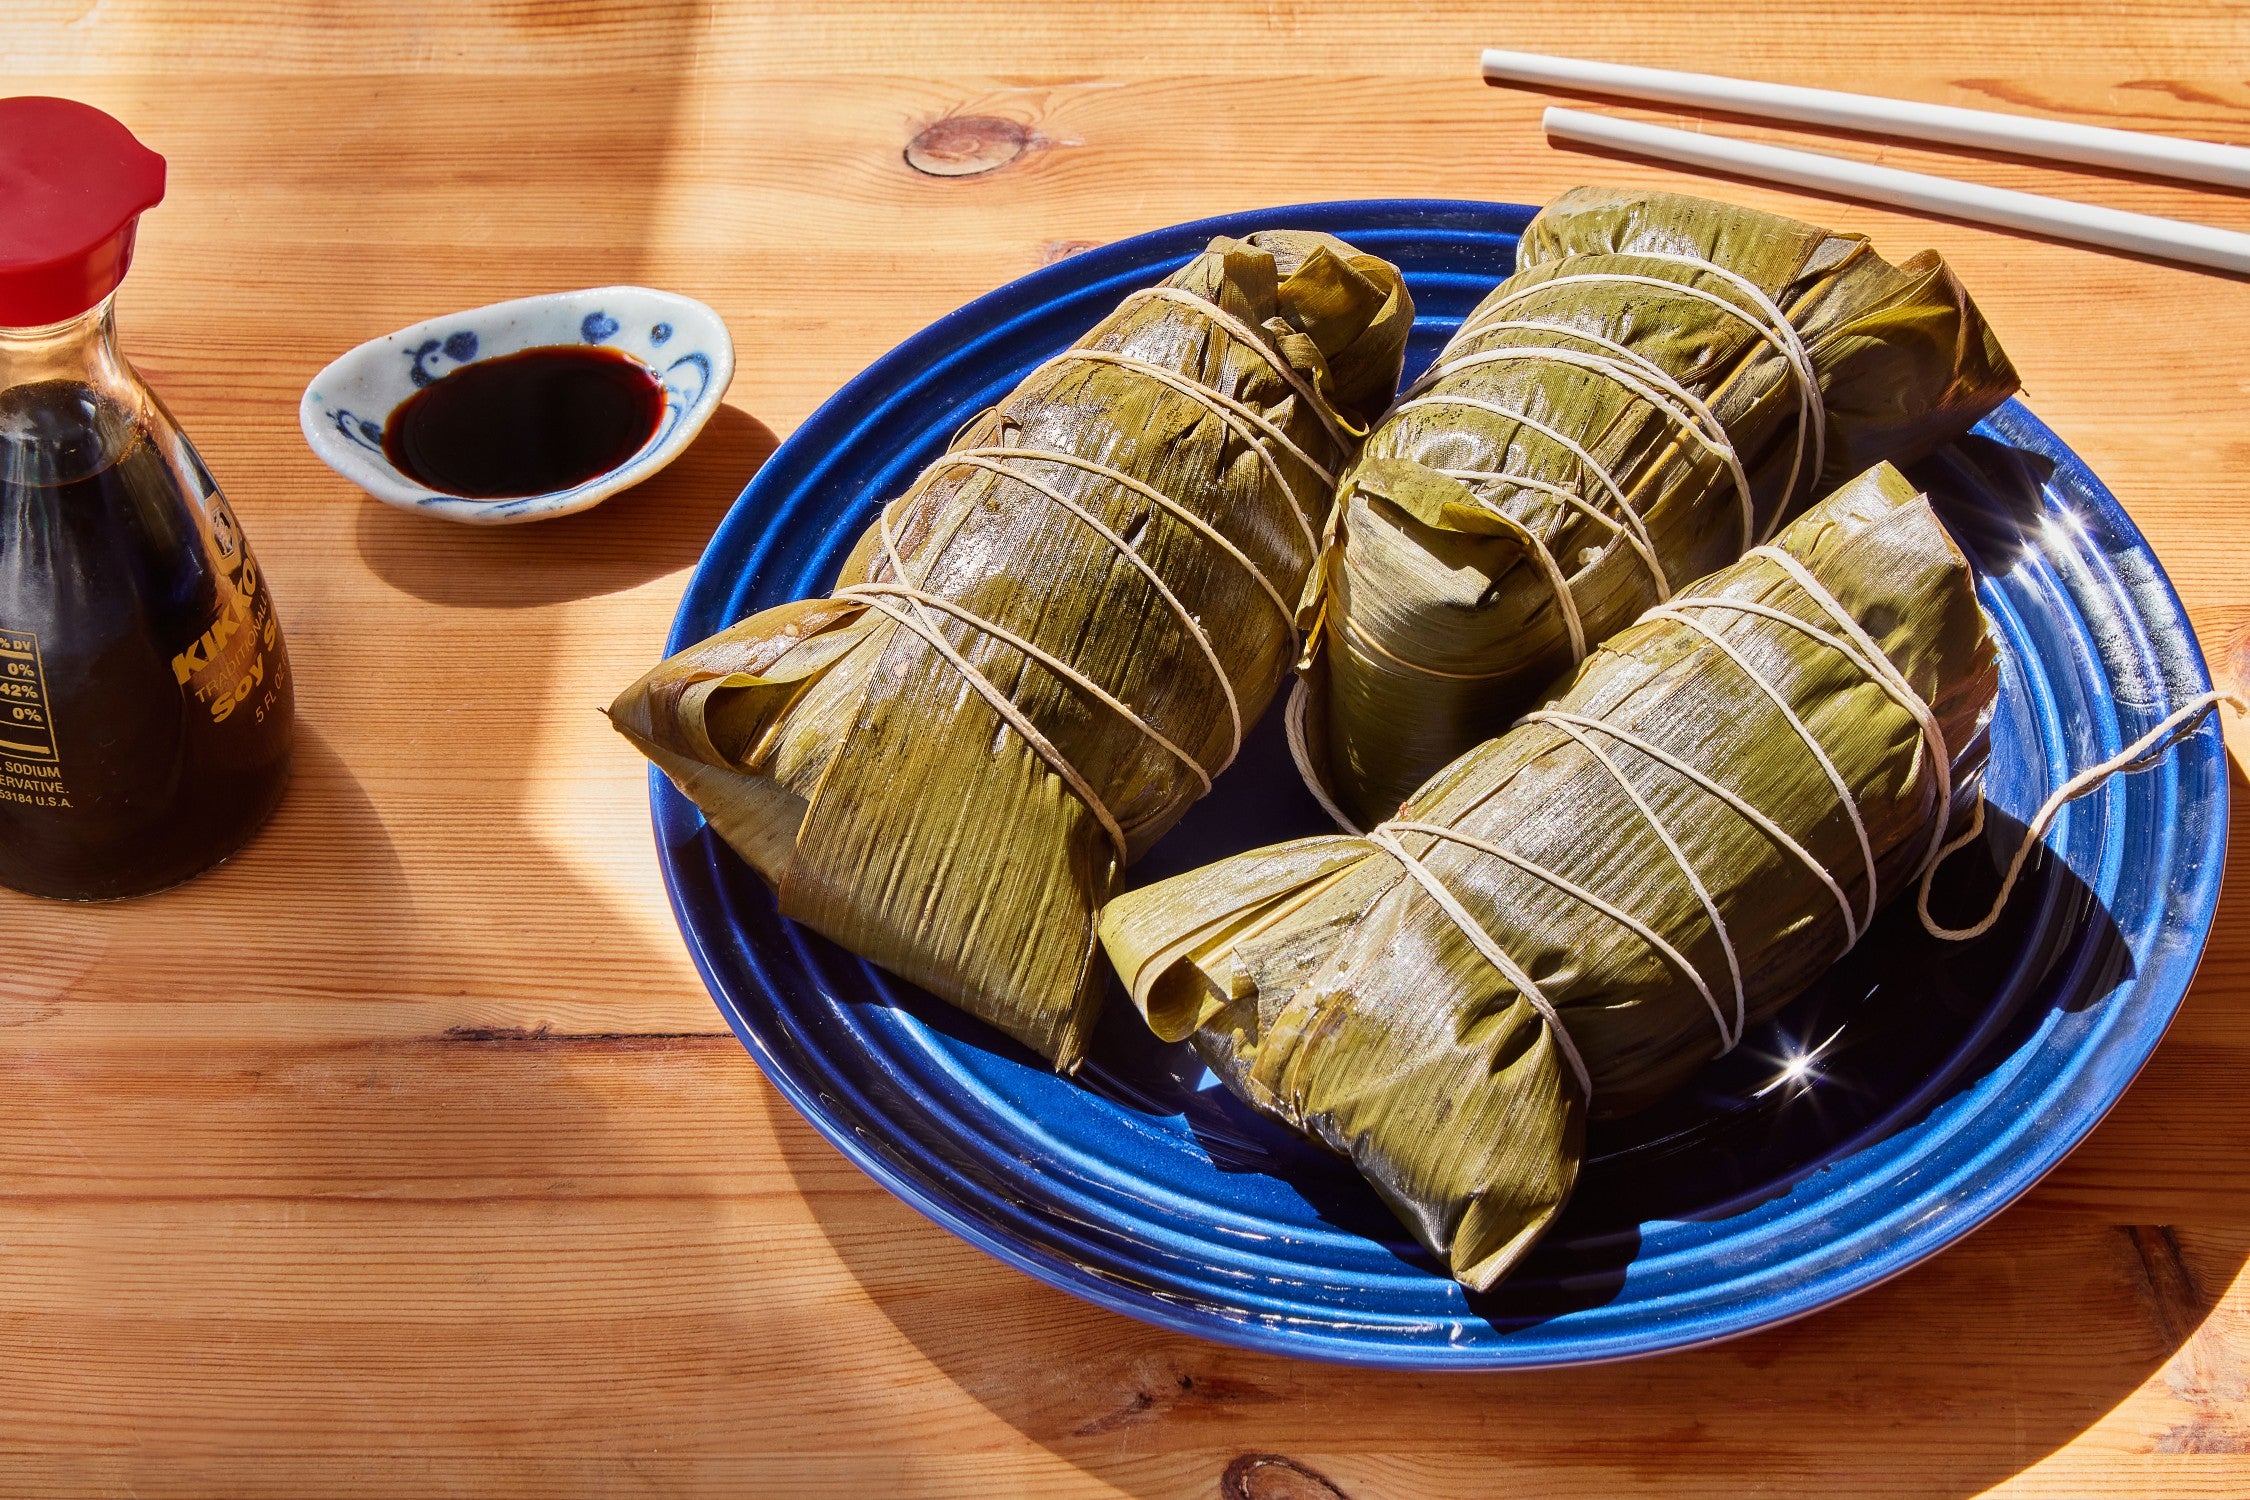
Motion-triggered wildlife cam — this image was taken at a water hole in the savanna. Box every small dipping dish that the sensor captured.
[300,286,733,525]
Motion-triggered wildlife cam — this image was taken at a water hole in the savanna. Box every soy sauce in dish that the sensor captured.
[382,345,666,499]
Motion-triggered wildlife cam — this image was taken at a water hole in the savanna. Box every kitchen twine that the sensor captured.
[1373,251,1823,671]
[831,284,1347,862]
[1355,541,2239,1101]
[1283,256,1827,810]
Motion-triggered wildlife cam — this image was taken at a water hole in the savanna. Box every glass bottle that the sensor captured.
[0,97,293,899]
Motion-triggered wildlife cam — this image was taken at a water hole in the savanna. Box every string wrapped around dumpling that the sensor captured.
[610,232,1412,1070]
[1295,187,2018,832]
[1103,463,2001,1287]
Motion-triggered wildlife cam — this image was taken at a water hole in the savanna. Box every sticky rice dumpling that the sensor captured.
[1297,187,2017,831]
[610,232,1413,1070]
[1101,463,2000,1287]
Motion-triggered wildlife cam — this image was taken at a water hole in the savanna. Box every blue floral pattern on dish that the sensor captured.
[652,351,713,448]
[405,331,480,388]
[333,410,386,454]
[299,286,734,527]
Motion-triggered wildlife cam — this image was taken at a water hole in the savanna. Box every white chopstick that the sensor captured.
[1485,49,2250,191]
[1543,107,2250,276]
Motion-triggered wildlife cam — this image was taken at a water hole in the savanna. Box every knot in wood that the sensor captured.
[905,115,1033,177]
[1221,1453,1351,1500]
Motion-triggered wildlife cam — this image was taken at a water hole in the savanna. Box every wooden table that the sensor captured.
[8,3,2250,1494]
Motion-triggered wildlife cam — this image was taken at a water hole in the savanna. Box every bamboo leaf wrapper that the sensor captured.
[1299,187,2017,830]
[1101,463,1999,1288]
[609,233,1412,1070]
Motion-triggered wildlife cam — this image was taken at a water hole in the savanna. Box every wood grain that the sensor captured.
[5,1,2249,1494]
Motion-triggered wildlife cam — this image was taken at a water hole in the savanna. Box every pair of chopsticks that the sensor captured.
[1481,50,2250,276]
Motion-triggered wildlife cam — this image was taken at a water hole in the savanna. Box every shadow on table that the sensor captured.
[765,767,2250,1499]
[2,709,711,1476]
[772,1048,2248,1498]
[8,6,806,1487]
[755,404,2247,1491]
[352,401,777,609]
[11,716,782,1494]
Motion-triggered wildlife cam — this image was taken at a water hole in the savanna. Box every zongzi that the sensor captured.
[1297,187,2017,831]
[610,232,1413,1070]
[1101,462,2000,1288]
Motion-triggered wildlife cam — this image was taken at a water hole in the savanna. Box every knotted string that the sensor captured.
[1355,538,2238,1102]
[1916,689,2242,941]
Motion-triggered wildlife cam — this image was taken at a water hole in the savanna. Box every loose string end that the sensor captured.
[1918,690,2239,942]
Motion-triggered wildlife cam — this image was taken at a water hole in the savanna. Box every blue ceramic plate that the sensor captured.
[651,201,2228,1368]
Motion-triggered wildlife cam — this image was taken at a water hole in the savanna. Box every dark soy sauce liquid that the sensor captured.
[383,345,666,498]
[0,380,294,899]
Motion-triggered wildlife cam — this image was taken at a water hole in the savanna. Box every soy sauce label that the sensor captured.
[171,497,281,726]
[0,629,72,808]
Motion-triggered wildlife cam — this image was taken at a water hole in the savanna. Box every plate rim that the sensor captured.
[647,198,2230,1368]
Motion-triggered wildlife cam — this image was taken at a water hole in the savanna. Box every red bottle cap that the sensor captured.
[0,97,168,328]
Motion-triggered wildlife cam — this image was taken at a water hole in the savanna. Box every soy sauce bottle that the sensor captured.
[0,98,293,899]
